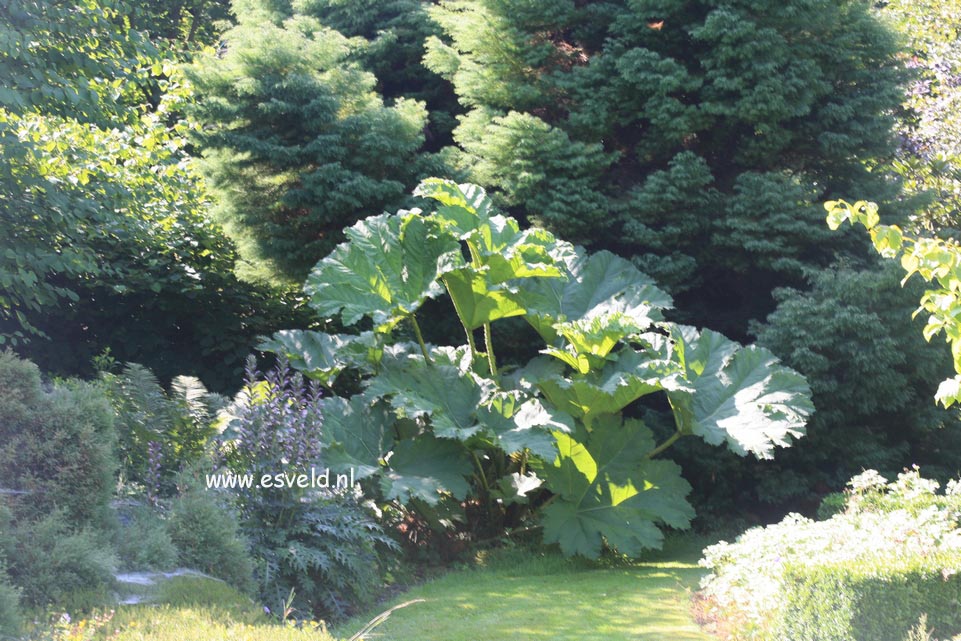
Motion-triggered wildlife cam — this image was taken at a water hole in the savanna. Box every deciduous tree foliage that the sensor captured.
[126,0,232,45]
[880,0,961,232]
[0,0,300,389]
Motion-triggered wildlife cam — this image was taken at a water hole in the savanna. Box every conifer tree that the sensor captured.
[297,0,461,148]
[187,1,429,285]
[425,0,907,333]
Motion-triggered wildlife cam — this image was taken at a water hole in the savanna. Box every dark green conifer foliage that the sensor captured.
[426,0,907,333]
[296,0,462,149]
[747,262,959,504]
[187,1,430,285]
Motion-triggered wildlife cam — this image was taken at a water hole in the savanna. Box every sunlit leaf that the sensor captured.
[540,417,694,558]
[304,212,462,332]
[666,326,813,459]
[366,355,495,440]
[521,248,672,343]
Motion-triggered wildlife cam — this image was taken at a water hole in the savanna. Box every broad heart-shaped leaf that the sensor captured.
[540,416,694,558]
[441,224,566,330]
[546,312,650,373]
[665,326,813,459]
[365,354,495,441]
[320,395,395,479]
[257,330,380,384]
[481,223,564,281]
[553,313,639,360]
[321,395,472,505]
[518,348,688,423]
[521,248,673,343]
[381,434,472,505]
[304,212,463,332]
[415,179,561,267]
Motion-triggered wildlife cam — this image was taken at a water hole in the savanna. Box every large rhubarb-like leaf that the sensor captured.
[415,178,494,238]
[522,249,673,342]
[519,348,687,422]
[545,312,650,373]
[320,395,395,479]
[304,212,462,332]
[666,326,813,459]
[321,395,472,505]
[258,330,379,384]
[443,267,527,330]
[474,394,572,458]
[380,435,472,505]
[540,416,694,558]
[366,355,495,441]
[418,180,566,329]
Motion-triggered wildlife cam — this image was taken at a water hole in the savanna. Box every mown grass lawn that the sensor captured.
[71,537,712,641]
[335,537,714,641]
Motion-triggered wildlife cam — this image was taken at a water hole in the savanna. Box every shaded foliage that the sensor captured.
[425,0,907,336]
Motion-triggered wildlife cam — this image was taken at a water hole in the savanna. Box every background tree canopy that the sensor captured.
[4,0,960,516]
[0,0,302,390]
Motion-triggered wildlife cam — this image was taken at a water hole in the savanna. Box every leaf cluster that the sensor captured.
[827,199,961,407]
[262,180,813,558]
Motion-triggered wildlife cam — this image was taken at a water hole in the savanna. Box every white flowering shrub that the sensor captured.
[698,468,961,640]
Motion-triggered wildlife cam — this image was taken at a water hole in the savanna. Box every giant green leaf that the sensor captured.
[540,416,694,558]
[366,355,495,440]
[304,212,462,332]
[258,330,380,383]
[416,179,562,267]
[520,348,687,421]
[481,224,563,281]
[322,395,472,505]
[419,180,565,329]
[521,249,673,343]
[415,178,494,238]
[443,266,527,330]
[380,435,472,505]
[320,395,395,479]
[666,326,813,459]
[474,393,572,458]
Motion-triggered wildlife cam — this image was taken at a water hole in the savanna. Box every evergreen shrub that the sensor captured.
[779,553,961,641]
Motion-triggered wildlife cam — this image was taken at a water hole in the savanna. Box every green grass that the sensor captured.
[37,539,712,641]
[335,536,714,641]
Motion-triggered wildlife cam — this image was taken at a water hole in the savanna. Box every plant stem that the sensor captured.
[442,275,479,364]
[409,314,433,365]
[465,328,478,359]
[645,431,683,459]
[462,239,498,376]
[471,449,490,493]
[483,322,498,377]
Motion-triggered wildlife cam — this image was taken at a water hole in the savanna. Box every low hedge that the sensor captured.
[778,552,961,641]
